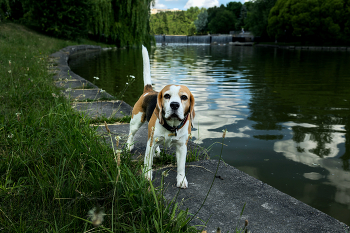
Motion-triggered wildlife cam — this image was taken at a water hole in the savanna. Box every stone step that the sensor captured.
[72,100,132,119]
[55,79,97,89]
[95,123,147,157]
[63,88,114,101]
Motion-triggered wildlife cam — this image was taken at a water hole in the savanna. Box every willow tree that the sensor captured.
[0,0,8,21]
[89,0,154,47]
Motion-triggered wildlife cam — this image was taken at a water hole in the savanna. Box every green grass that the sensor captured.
[76,97,118,102]
[89,115,132,125]
[0,22,196,232]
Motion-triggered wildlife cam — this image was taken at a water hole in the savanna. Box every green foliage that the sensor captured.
[0,0,9,21]
[206,2,253,33]
[226,1,242,19]
[245,0,277,38]
[235,4,248,31]
[2,0,153,46]
[89,0,154,46]
[22,0,90,39]
[149,7,203,35]
[186,6,202,21]
[267,0,350,45]
[150,2,264,35]
[194,9,208,33]
[208,6,236,34]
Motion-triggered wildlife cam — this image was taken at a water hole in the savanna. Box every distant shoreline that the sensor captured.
[255,43,350,51]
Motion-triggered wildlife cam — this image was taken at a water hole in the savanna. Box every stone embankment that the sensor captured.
[48,45,349,233]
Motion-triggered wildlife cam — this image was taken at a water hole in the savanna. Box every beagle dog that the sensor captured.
[127,46,195,188]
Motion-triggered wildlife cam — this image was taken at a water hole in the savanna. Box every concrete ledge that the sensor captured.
[229,42,254,46]
[49,45,102,88]
[255,44,350,51]
[153,160,349,233]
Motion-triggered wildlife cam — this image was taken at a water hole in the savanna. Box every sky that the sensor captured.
[153,0,251,10]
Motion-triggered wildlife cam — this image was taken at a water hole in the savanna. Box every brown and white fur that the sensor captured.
[127,45,195,188]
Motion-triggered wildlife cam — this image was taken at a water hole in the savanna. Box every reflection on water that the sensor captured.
[69,45,350,225]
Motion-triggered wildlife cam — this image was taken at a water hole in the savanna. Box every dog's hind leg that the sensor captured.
[127,111,145,151]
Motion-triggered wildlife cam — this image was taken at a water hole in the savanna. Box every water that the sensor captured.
[155,35,231,44]
[164,35,187,44]
[211,35,232,44]
[187,35,211,44]
[69,45,350,225]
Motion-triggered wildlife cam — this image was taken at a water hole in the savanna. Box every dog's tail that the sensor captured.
[142,45,152,88]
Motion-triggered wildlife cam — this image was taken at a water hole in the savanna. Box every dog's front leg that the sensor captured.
[144,139,155,181]
[176,144,188,188]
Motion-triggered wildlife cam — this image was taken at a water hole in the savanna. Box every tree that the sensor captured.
[194,9,208,33]
[149,7,203,35]
[0,0,9,21]
[22,0,90,39]
[2,0,153,46]
[267,0,350,44]
[88,0,153,46]
[161,12,169,34]
[245,0,277,38]
[235,3,250,31]
[186,6,201,21]
[208,8,236,34]
[226,1,242,19]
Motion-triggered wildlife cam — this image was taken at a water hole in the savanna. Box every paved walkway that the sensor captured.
[49,45,349,233]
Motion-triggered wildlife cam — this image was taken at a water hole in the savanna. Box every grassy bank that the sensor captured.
[0,23,196,232]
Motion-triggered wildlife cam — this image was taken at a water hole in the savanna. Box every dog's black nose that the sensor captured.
[170,102,180,110]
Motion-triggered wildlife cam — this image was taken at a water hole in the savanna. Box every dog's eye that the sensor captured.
[164,94,171,99]
[181,95,188,101]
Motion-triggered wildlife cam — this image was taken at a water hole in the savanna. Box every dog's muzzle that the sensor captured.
[170,102,180,110]
[167,101,182,120]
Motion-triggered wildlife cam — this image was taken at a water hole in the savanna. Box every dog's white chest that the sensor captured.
[163,135,179,147]
[154,120,189,148]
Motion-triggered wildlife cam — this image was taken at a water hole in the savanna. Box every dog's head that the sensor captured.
[154,85,195,125]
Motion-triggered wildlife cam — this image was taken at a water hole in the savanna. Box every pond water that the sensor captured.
[69,45,350,225]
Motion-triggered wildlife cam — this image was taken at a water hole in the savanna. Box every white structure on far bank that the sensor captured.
[151,8,182,14]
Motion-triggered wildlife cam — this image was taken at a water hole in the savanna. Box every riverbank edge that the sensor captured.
[49,45,350,232]
[255,43,350,51]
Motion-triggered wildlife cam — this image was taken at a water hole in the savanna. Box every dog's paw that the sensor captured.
[176,175,188,189]
[154,146,161,157]
[126,141,134,152]
[128,144,134,152]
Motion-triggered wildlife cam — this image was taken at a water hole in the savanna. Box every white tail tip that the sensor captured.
[142,45,152,86]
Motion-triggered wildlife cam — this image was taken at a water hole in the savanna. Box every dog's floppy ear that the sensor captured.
[189,92,195,124]
[154,91,164,125]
